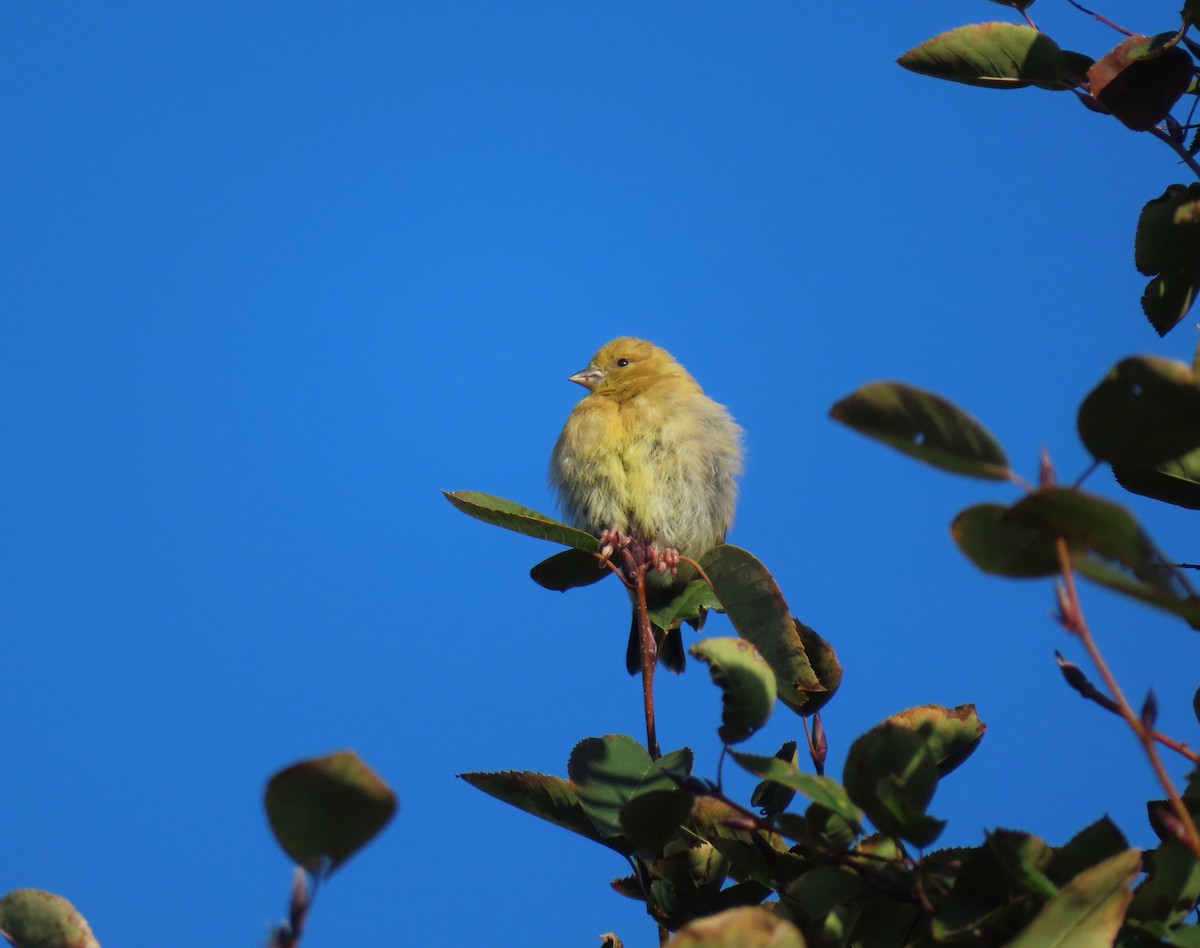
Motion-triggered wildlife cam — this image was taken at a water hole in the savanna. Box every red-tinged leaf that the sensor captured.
[1089,35,1194,130]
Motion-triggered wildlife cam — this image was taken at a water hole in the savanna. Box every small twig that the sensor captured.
[269,868,314,948]
[1063,0,1133,36]
[1148,125,1200,181]
[676,553,716,593]
[1054,538,1200,859]
[1071,459,1100,490]
[1055,651,1198,761]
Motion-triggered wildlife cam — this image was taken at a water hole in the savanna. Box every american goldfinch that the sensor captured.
[549,337,744,673]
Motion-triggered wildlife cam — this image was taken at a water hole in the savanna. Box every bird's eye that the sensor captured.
[616,358,630,368]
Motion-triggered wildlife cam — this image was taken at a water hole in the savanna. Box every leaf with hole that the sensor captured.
[691,638,776,744]
[831,381,1009,480]
[1078,356,1200,467]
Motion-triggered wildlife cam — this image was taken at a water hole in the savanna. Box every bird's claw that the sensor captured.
[648,544,680,576]
[598,526,631,562]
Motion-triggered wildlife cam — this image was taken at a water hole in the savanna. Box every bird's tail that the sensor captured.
[626,613,686,675]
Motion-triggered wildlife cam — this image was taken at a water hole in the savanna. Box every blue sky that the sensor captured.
[2,2,1197,945]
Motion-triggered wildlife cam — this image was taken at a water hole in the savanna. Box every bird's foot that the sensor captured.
[598,526,631,562]
[647,544,680,577]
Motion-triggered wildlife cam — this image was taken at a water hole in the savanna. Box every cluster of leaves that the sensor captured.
[444,15,1200,942]
[0,750,396,948]
[898,0,1200,339]
[445,474,1194,945]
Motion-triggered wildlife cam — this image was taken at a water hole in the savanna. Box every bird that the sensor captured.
[549,336,744,673]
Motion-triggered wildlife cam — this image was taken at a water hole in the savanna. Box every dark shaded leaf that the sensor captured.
[1090,35,1194,130]
[1113,449,1200,510]
[831,381,1009,479]
[619,789,694,853]
[1136,184,1200,335]
[530,547,610,591]
[1005,489,1200,625]
[750,741,798,818]
[1048,817,1129,887]
[1078,356,1200,467]
[898,22,1067,90]
[952,503,1060,577]
[264,750,397,876]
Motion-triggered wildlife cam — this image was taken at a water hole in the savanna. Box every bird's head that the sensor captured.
[568,337,692,397]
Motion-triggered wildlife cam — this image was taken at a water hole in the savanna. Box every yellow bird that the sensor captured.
[549,337,744,673]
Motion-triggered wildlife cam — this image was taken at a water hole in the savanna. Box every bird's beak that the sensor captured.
[568,365,604,391]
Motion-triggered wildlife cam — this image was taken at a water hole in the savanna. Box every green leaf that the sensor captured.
[443,489,600,552]
[669,906,806,947]
[842,715,946,847]
[898,23,1068,90]
[700,545,840,715]
[1114,448,1200,510]
[1130,841,1200,927]
[730,750,863,827]
[263,749,397,876]
[882,704,987,777]
[529,547,610,591]
[952,503,1060,577]
[1005,488,1200,624]
[568,735,652,839]
[1169,926,1200,947]
[457,769,634,856]
[1079,356,1200,467]
[691,638,777,745]
[567,736,693,841]
[648,576,723,631]
[831,381,1010,479]
[0,890,99,948]
[1006,848,1141,947]
[955,489,1200,625]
